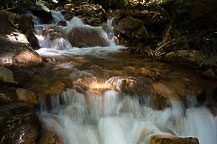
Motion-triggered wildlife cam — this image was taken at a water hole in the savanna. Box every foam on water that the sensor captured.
[38,78,217,144]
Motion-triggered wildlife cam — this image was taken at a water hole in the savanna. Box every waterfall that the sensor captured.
[38,78,217,144]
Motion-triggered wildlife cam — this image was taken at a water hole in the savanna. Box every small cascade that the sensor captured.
[33,11,125,58]
[38,77,217,144]
[32,9,217,144]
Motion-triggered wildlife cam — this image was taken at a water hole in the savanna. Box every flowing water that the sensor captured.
[34,11,217,144]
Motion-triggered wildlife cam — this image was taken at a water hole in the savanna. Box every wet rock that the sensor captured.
[16,88,38,104]
[67,26,109,47]
[151,135,199,144]
[9,12,40,50]
[108,76,153,97]
[49,82,65,95]
[203,68,216,79]
[38,129,63,144]
[152,83,175,109]
[25,31,40,50]
[0,103,40,144]
[30,81,65,100]
[0,11,42,66]
[152,76,203,109]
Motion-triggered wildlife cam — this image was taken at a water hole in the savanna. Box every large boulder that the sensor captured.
[0,103,40,144]
[67,26,109,47]
[0,11,42,66]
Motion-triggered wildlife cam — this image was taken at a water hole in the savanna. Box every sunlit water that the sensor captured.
[33,11,217,144]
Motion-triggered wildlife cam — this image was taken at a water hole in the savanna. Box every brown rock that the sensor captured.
[109,76,153,97]
[49,82,65,95]
[87,18,102,25]
[114,15,144,38]
[152,76,203,109]
[203,68,216,79]
[152,83,176,109]
[16,88,38,104]
[38,129,63,144]
[13,50,42,65]
[64,4,74,11]
[67,26,109,47]
[151,135,199,144]
[0,11,42,66]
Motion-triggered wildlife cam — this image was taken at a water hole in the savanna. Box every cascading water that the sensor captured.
[33,10,217,144]
[38,81,217,144]
[34,10,125,58]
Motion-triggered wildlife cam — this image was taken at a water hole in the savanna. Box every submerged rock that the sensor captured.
[151,135,199,144]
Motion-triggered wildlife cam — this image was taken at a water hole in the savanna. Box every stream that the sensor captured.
[33,11,217,144]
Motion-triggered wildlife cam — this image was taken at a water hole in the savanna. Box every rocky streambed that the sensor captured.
[0,0,217,144]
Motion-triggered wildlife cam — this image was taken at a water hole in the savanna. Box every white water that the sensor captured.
[33,11,217,144]
[34,10,125,58]
[38,83,217,144]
